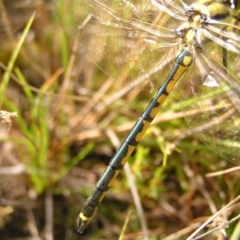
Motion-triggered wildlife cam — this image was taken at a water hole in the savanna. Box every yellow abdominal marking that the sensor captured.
[80,212,91,221]
[135,120,151,142]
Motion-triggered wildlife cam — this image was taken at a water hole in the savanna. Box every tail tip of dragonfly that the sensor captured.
[77,217,87,233]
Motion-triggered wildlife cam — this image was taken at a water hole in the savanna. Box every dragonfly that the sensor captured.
[55,0,240,233]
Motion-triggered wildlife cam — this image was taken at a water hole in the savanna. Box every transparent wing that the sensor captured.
[54,0,187,89]
[181,28,240,163]
[56,0,240,163]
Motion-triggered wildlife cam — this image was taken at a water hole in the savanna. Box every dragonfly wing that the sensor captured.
[181,42,240,163]
[55,0,184,89]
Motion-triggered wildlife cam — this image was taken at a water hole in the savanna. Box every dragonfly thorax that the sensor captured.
[176,0,234,48]
[187,1,230,20]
